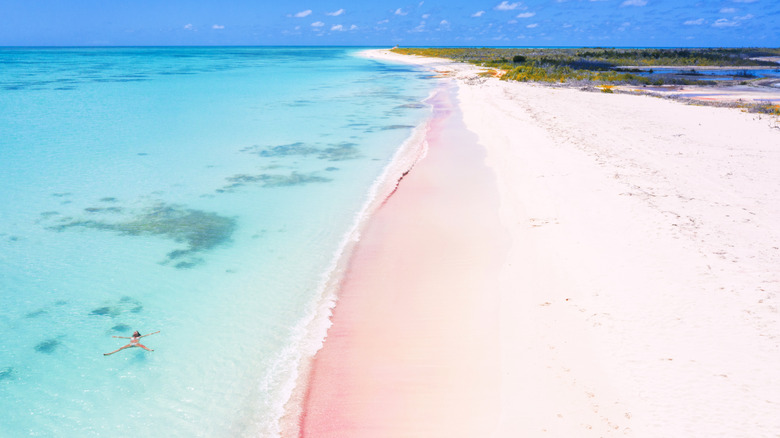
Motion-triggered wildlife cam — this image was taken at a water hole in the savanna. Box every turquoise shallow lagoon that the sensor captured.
[0,47,433,436]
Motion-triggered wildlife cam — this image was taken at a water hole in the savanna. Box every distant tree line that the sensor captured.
[391,47,780,85]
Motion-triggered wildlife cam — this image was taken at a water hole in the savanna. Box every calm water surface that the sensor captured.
[0,47,433,437]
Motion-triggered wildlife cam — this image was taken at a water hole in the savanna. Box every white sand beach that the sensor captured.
[297,49,780,437]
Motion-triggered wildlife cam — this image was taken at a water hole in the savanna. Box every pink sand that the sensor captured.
[297,84,508,437]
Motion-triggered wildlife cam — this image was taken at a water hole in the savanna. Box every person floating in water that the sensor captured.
[104,330,159,356]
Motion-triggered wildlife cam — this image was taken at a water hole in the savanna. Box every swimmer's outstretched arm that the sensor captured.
[139,331,160,338]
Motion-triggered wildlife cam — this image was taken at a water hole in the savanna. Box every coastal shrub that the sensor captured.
[751,103,780,116]
[500,62,649,85]
[391,47,780,69]
[390,47,778,86]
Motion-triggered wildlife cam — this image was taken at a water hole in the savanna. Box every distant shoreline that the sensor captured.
[615,65,780,70]
[384,47,780,108]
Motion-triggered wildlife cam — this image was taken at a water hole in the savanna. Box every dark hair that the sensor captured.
[133,331,141,337]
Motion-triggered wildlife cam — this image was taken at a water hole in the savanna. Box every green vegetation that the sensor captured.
[753,103,780,122]
[392,47,779,67]
[501,62,656,84]
[391,47,780,85]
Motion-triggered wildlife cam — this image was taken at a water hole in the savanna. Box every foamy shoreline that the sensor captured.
[292,49,780,437]
[278,76,436,435]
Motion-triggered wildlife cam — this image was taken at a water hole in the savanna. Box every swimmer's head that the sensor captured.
[133,331,141,337]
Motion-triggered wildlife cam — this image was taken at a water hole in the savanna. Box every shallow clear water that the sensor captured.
[0,47,433,436]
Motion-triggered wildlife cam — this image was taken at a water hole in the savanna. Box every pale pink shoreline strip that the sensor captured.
[297,82,508,437]
[277,101,433,436]
[278,50,439,437]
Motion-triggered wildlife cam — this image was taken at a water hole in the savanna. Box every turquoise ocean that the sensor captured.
[0,47,433,436]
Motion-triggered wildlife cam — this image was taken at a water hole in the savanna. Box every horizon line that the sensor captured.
[1,44,777,49]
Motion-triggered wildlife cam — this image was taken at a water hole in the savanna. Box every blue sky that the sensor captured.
[1,0,777,47]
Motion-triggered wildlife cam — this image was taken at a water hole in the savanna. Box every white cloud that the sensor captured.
[495,1,522,11]
[327,8,345,16]
[621,0,647,6]
[440,19,449,25]
[331,24,344,31]
[395,8,408,15]
[472,10,485,17]
[527,23,538,28]
[422,14,430,19]
[684,18,705,25]
[720,7,736,13]
[311,21,324,27]
[183,23,194,30]
[350,24,358,30]
[712,18,738,27]
[212,24,224,29]
[712,13,754,27]
[295,10,312,18]
[516,12,535,18]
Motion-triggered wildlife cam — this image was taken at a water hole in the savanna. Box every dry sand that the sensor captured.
[295,49,780,437]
